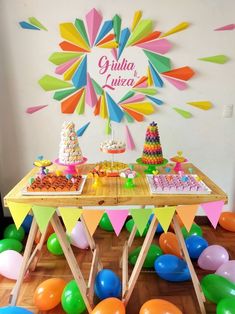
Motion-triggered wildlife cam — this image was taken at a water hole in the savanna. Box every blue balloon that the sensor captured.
[0,306,33,313]
[148,214,164,233]
[154,254,191,282]
[21,215,33,233]
[95,269,121,300]
[185,235,208,259]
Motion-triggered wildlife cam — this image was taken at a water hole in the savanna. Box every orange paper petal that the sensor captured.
[122,107,144,121]
[133,31,161,45]
[59,41,89,52]
[94,96,101,115]
[133,76,148,88]
[61,89,84,113]
[162,66,195,81]
[97,34,115,46]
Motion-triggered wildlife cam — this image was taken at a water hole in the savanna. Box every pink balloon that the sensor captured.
[0,250,23,280]
[216,260,235,283]
[198,245,229,271]
[70,221,89,249]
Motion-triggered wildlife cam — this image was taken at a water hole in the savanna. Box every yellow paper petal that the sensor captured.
[60,23,90,51]
[7,202,32,229]
[98,41,118,48]
[122,102,154,115]
[100,94,108,119]
[147,66,153,86]
[161,22,189,38]
[59,207,83,233]
[63,59,82,81]
[131,10,142,31]
[187,101,213,110]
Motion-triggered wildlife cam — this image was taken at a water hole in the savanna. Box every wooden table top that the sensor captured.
[4,163,227,207]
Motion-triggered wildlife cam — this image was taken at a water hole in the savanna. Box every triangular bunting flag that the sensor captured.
[32,206,56,233]
[149,62,164,87]
[75,18,90,47]
[106,93,124,122]
[26,105,48,114]
[49,52,82,66]
[113,14,121,43]
[130,208,152,235]
[144,50,171,73]
[162,66,195,81]
[59,207,82,233]
[86,73,97,107]
[85,8,103,47]
[82,210,104,236]
[201,200,224,228]
[198,55,229,64]
[161,22,189,38]
[153,207,176,233]
[125,125,135,150]
[187,101,213,110]
[60,22,90,51]
[136,38,172,54]
[72,55,87,88]
[131,11,142,31]
[173,107,192,118]
[127,19,153,46]
[163,76,187,90]
[176,205,198,232]
[38,75,72,91]
[95,20,113,45]
[118,28,130,59]
[7,202,32,229]
[76,122,90,137]
[106,210,129,236]
[61,89,84,113]
[75,89,86,114]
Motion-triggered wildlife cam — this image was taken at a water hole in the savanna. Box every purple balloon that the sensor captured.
[216,260,235,283]
[70,221,89,249]
[198,245,229,271]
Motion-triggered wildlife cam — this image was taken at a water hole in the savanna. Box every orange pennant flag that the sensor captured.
[82,210,104,236]
[176,205,198,232]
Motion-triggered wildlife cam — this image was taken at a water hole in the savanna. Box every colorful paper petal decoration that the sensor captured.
[75,89,86,114]
[55,57,80,75]
[61,89,84,113]
[105,118,111,134]
[49,52,82,66]
[92,79,103,96]
[95,20,113,45]
[98,41,118,49]
[133,76,148,88]
[161,22,190,38]
[59,207,82,233]
[59,41,88,52]
[134,31,161,45]
[106,92,124,122]
[176,205,198,232]
[32,206,56,233]
[7,202,32,229]
[144,50,171,73]
[153,207,176,233]
[72,55,87,88]
[162,66,195,81]
[201,200,224,228]
[28,17,47,31]
[136,38,172,55]
[119,94,145,105]
[122,107,144,122]
[118,28,130,60]
[146,95,164,105]
[127,19,153,46]
[53,88,78,101]
[163,76,187,90]
[125,125,135,150]
[94,96,101,116]
[96,34,115,46]
[38,75,73,91]
[76,122,90,136]
[122,102,154,115]
[132,87,157,96]
[130,208,152,235]
[60,23,90,51]
[173,107,192,118]
[75,19,90,47]
[147,66,153,86]
[26,105,48,114]
[214,24,235,31]
[82,210,104,236]
[100,93,108,119]
[198,55,229,64]
[64,59,82,81]
[86,74,97,107]
[113,14,121,43]
[19,21,40,30]
[149,62,164,87]
[131,11,142,31]
[111,48,118,61]
[106,210,129,236]
[187,101,213,110]
[85,8,102,47]
[124,111,134,123]
[118,90,135,103]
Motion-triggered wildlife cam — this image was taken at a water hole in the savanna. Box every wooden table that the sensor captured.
[4,163,227,314]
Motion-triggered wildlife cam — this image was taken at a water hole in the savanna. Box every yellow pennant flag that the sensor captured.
[176,205,198,232]
[32,206,56,233]
[59,207,83,233]
[7,202,32,229]
[153,207,176,232]
[82,210,104,236]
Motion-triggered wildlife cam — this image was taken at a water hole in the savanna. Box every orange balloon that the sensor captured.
[159,232,182,258]
[35,223,54,244]
[92,298,125,314]
[219,212,235,232]
[140,299,182,314]
[33,278,66,311]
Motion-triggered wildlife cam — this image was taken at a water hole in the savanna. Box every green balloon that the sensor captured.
[201,274,235,304]
[61,280,86,314]
[99,213,114,232]
[129,244,163,268]
[181,223,202,239]
[125,219,149,237]
[0,238,23,253]
[47,233,64,255]
[3,224,25,242]
[217,298,235,314]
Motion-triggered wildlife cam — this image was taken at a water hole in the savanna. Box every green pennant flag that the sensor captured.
[59,207,83,233]
[32,206,56,233]
[130,208,152,235]
[7,202,32,229]
[153,207,176,232]
[198,55,229,64]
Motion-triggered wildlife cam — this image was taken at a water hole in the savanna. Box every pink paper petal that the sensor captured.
[135,80,148,88]
[119,94,145,105]
[163,76,187,90]
[106,210,129,236]
[136,38,172,54]
[55,58,79,75]
[201,200,224,228]
[125,125,135,150]
[214,24,235,31]
[85,8,102,47]
[85,73,97,107]
[26,105,48,114]
[111,48,118,61]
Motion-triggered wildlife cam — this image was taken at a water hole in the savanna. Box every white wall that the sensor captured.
[0,0,235,215]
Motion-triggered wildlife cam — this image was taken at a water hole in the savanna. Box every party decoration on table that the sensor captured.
[201,200,225,228]
[47,233,65,255]
[125,218,149,237]
[7,202,32,230]
[35,223,54,245]
[159,232,182,258]
[215,24,235,31]
[95,269,121,300]
[198,245,229,271]
[70,221,89,249]
[76,121,90,137]
[0,307,33,314]
[185,235,208,259]
[187,100,213,110]
[176,205,198,232]
[33,156,52,176]
[181,223,203,239]
[0,239,23,253]
[99,213,114,231]
[153,207,176,233]
[130,208,152,235]
[82,210,104,236]
[125,125,135,150]
[90,161,128,177]
[0,250,23,280]
[216,298,235,314]
[26,105,48,114]
[148,214,164,233]
[3,224,25,242]
[129,244,163,268]
[170,151,187,173]
[106,210,129,236]
[61,280,86,314]
[21,214,33,233]
[154,254,191,282]
[33,278,66,311]
[219,212,235,232]
[91,298,125,314]
[173,107,192,119]
[58,207,82,234]
[139,299,183,314]
[120,165,138,189]
[216,261,235,284]
[198,55,229,64]
[32,205,56,233]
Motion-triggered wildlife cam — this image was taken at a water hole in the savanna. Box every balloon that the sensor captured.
[95,269,121,300]
[0,306,33,313]
[219,212,235,232]
[216,261,235,283]
[0,239,23,253]
[201,274,235,304]
[139,299,183,314]
[216,298,235,314]
[3,224,25,242]
[35,223,54,244]
[129,244,163,268]
[154,254,190,282]
[99,213,114,232]
[0,250,23,280]
[181,223,202,239]
[70,222,89,249]
[21,215,33,233]
[185,235,208,259]
[47,233,65,255]
[198,245,229,271]
[91,298,125,314]
[34,278,66,311]
[125,219,149,237]
[148,214,164,233]
[61,280,86,314]
[159,232,182,258]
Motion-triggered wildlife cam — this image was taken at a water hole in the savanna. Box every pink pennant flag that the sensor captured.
[119,94,145,105]
[85,73,97,107]
[26,105,48,114]
[106,210,129,236]
[125,125,135,150]
[163,76,187,90]
[111,48,118,61]
[86,8,102,47]
[55,58,79,75]
[201,200,225,228]
[136,38,172,54]
[214,24,235,31]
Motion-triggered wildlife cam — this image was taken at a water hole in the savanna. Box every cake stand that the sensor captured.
[170,151,188,173]
[54,157,87,175]
[33,159,53,175]
[136,157,168,174]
